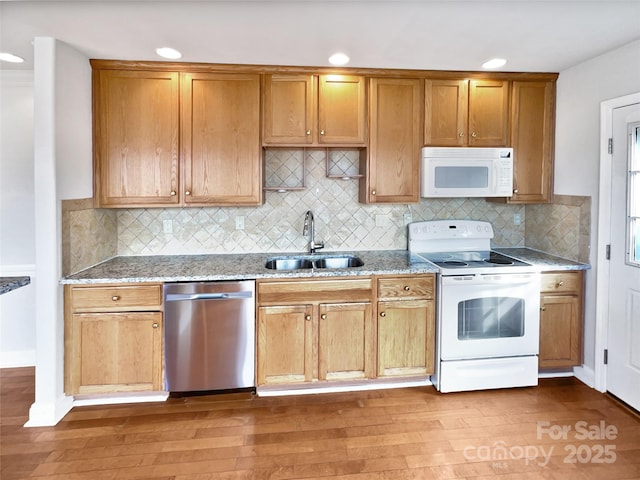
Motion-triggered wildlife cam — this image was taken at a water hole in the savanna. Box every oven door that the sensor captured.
[439,272,541,360]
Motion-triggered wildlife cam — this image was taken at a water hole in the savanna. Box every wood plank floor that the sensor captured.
[2,367,639,479]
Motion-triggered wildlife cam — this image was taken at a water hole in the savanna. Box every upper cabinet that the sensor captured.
[181,72,262,206]
[507,81,555,204]
[92,63,262,207]
[361,77,422,204]
[424,79,510,147]
[93,69,181,207]
[262,74,367,146]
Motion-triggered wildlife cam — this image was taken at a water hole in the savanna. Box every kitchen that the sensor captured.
[1,0,639,477]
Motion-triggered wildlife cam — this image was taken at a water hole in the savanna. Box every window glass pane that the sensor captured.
[457,297,524,340]
[629,124,640,266]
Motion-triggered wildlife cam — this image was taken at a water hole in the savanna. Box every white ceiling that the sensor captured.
[1,0,640,73]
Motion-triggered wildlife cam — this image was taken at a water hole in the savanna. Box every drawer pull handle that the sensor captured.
[321,314,327,320]
[556,281,564,287]
[380,312,386,317]
[404,286,410,291]
[305,315,311,321]
[111,295,120,301]
[152,323,159,328]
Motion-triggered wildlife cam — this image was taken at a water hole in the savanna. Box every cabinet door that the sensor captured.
[182,72,262,205]
[68,312,162,394]
[508,81,555,203]
[424,79,468,146]
[318,302,373,381]
[257,305,313,385]
[93,69,180,207]
[377,299,435,377]
[318,75,367,145]
[262,74,315,145]
[539,295,582,368]
[363,77,422,204]
[468,80,510,146]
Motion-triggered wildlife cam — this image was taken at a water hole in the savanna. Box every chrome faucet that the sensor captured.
[302,210,324,253]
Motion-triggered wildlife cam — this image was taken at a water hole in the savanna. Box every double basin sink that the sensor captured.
[265,254,364,271]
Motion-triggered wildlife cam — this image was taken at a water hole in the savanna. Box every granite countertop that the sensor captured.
[0,276,31,295]
[495,247,590,271]
[62,250,439,284]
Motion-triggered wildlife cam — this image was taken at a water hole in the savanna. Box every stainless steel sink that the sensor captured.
[264,255,364,270]
[264,258,314,270]
[314,256,364,269]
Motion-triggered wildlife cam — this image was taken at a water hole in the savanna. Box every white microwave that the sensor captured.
[421,147,514,198]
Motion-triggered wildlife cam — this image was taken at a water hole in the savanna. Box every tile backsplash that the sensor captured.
[63,149,591,274]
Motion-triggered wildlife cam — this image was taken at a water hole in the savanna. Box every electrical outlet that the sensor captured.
[163,219,173,234]
[403,212,413,225]
[514,213,521,226]
[235,216,245,230]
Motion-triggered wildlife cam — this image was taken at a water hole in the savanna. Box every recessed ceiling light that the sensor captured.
[156,47,182,60]
[328,52,350,66]
[0,53,25,63]
[482,58,507,69]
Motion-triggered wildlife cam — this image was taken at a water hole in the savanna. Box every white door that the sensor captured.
[607,102,640,411]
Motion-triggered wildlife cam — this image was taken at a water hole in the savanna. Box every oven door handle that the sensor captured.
[442,273,540,286]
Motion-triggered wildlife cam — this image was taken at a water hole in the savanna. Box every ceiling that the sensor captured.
[1,0,640,73]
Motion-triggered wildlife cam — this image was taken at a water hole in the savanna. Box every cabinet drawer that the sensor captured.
[540,272,582,294]
[258,278,372,304]
[377,275,435,300]
[69,284,163,312]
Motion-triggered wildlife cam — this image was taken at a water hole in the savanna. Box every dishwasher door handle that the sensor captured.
[165,291,253,302]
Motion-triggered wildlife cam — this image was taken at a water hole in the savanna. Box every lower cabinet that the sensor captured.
[64,283,163,394]
[256,278,374,386]
[539,271,584,369]
[376,275,436,377]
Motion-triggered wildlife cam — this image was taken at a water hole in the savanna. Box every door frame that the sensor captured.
[595,92,640,392]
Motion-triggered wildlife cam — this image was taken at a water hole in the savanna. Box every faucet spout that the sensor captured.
[302,210,324,253]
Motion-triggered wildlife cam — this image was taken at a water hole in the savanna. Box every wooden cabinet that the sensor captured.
[256,278,374,386]
[539,271,584,369]
[181,72,262,205]
[361,77,422,204]
[92,64,262,207]
[93,69,180,207]
[425,79,510,147]
[507,81,555,203]
[262,74,366,146]
[376,275,436,378]
[64,283,163,395]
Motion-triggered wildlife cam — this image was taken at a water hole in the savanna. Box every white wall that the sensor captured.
[27,37,91,427]
[0,70,36,367]
[555,39,640,377]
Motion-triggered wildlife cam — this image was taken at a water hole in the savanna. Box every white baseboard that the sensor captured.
[73,392,169,407]
[24,394,74,427]
[0,350,36,368]
[573,365,596,388]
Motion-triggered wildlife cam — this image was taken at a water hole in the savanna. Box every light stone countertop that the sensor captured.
[61,250,439,284]
[495,247,590,271]
[0,276,31,295]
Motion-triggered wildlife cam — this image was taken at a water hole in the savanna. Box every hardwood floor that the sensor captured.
[2,367,639,479]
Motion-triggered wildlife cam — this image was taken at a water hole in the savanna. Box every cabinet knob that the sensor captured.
[111,295,120,301]
[458,132,464,137]
[403,286,410,291]
[306,130,311,135]
[556,281,564,287]
[152,323,159,328]
[321,314,327,320]
[320,129,325,135]
[513,189,519,194]
[305,315,311,321]
[371,190,376,196]
[185,190,191,196]
[540,306,546,311]
[380,312,386,317]
[471,132,477,138]
[170,190,176,196]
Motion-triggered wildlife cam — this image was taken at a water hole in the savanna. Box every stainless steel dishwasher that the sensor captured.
[163,281,255,393]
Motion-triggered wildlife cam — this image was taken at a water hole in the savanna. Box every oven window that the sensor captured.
[457,297,525,340]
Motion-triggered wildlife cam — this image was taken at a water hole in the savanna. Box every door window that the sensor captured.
[628,122,640,267]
